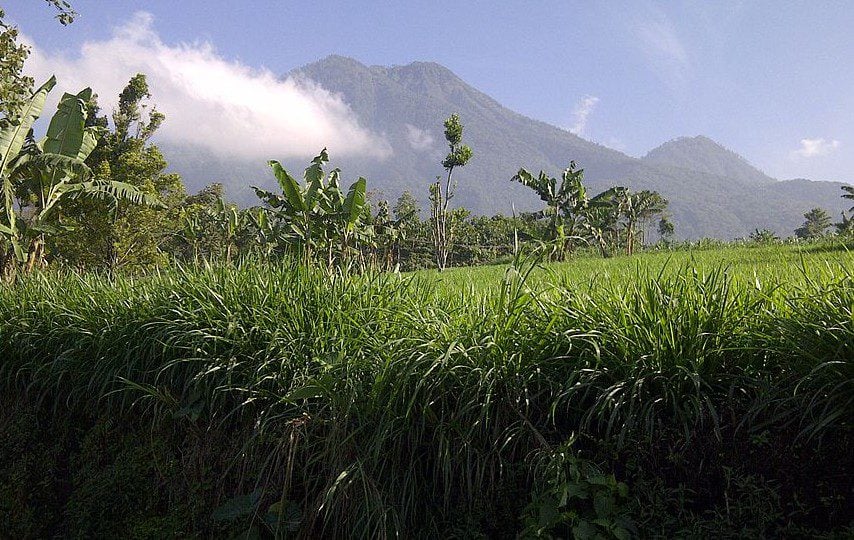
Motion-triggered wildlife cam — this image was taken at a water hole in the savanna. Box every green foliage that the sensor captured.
[657,216,675,240]
[513,164,668,260]
[522,444,634,539]
[795,207,833,239]
[0,245,851,537]
[431,113,473,270]
[254,149,377,267]
[49,74,183,272]
[0,11,36,123]
[749,228,780,243]
[0,78,160,276]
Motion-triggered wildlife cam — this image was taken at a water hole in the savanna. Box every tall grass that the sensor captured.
[0,246,851,537]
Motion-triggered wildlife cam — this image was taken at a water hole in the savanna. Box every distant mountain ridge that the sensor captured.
[643,136,776,186]
[164,55,850,239]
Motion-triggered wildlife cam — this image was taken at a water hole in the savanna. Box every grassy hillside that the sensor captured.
[1,245,851,537]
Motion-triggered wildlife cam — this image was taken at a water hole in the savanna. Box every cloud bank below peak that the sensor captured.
[23,12,392,162]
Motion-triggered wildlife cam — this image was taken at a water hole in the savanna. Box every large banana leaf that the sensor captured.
[0,76,56,176]
[77,126,102,161]
[62,180,165,208]
[304,148,328,208]
[343,177,367,227]
[43,89,91,157]
[12,153,91,184]
[1,77,56,238]
[268,160,306,211]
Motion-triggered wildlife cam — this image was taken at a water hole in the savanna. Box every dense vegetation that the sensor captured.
[1,245,852,537]
[188,54,850,240]
[2,5,853,538]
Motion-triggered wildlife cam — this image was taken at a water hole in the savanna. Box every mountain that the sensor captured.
[164,55,851,239]
[643,136,776,186]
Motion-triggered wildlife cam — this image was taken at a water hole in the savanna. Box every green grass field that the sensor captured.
[429,242,853,293]
[1,243,851,538]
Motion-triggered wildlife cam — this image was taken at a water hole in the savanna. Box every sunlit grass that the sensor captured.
[0,242,851,536]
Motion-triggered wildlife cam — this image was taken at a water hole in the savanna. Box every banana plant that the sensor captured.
[1,78,163,275]
[512,161,591,260]
[0,76,56,274]
[254,149,369,267]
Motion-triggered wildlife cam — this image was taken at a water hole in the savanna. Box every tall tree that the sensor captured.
[619,189,668,255]
[430,114,472,270]
[1,78,159,277]
[658,216,675,242]
[392,190,427,268]
[50,74,185,271]
[794,207,832,239]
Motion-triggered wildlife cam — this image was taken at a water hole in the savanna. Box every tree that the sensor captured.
[50,74,185,271]
[512,162,591,260]
[749,228,779,243]
[430,114,472,270]
[842,185,854,213]
[1,78,159,277]
[393,191,432,269]
[794,208,832,239]
[658,217,675,242]
[835,212,854,237]
[0,2,75,121]
[616,189,668,255]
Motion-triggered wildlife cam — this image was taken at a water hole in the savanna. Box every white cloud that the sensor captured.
[22,12,391,161]
[404,124,435,151]
[613,3,690,93]
[634,13,688,65]
[569,95,599,136]
[792,138,841,158]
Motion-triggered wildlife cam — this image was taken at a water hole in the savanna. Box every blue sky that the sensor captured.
[8,0,854,182]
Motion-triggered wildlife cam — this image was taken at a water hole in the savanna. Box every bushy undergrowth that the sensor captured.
[0,249,852,538]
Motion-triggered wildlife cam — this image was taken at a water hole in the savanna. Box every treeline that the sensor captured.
[2,68,853,278]
[0,73,678,277]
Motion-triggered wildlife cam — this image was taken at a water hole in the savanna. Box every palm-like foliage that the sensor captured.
[512,161,592,260]
[513,164,669,258]
[253,149,369,267]
[1,78,162,276]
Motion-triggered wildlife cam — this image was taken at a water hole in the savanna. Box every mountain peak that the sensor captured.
[297,54,369,74]
[389,60,459,78]
[643,135,775,185]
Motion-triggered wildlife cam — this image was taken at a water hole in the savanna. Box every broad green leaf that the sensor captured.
[1,77,56,236]
[0,76,56,176]
[77,126,102,161]
[343,177,367,226]
[268,160,306,211]
[63,180,165,208]
[304,148,328,208]
[43,89,89,157]
[212,488,262,522]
